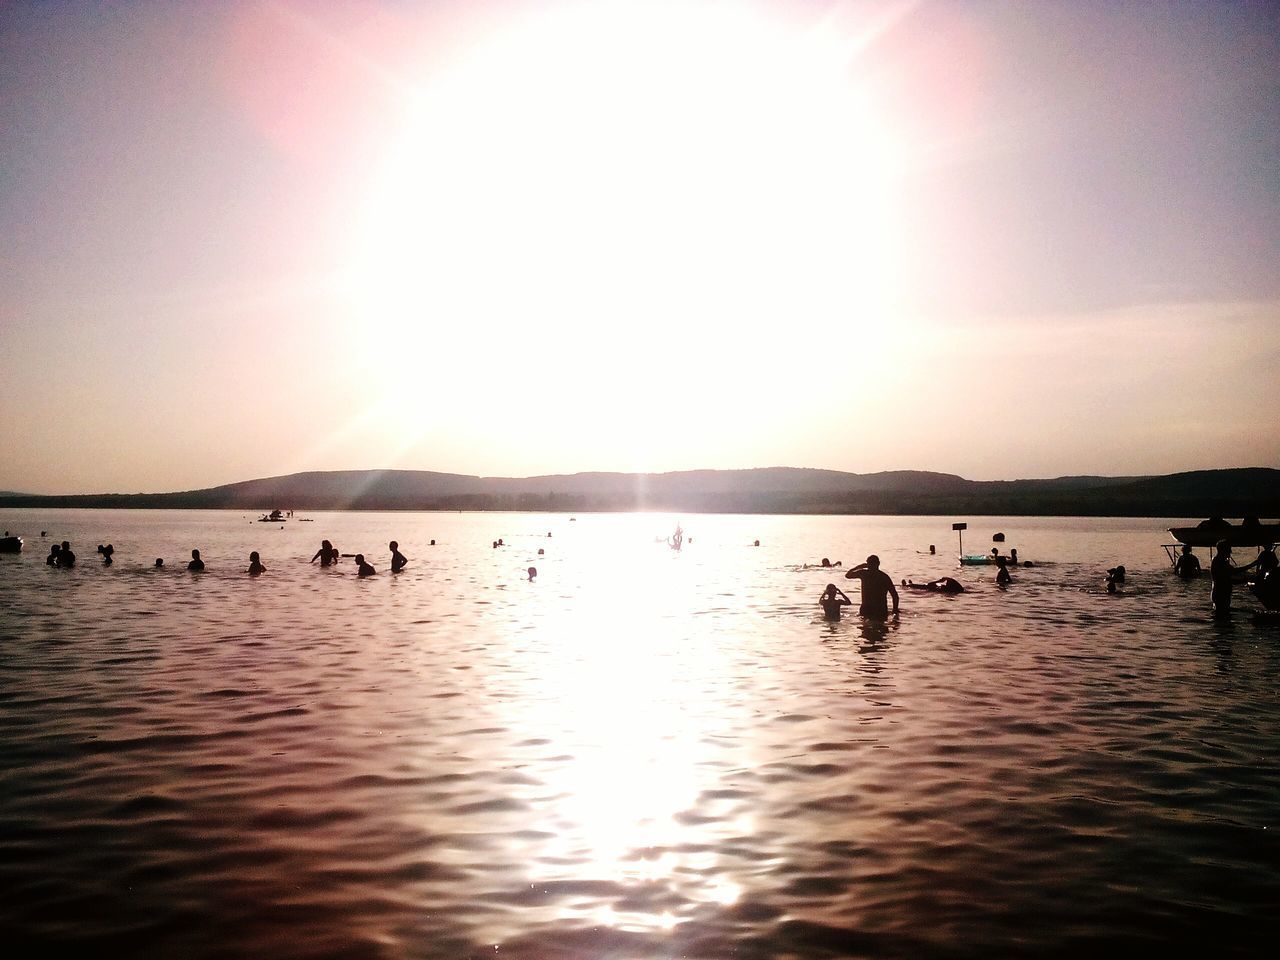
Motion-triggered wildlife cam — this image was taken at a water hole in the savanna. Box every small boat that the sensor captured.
[0,535,22,553]
[959,554,995,566]
[1168,518,1280,548]
[257,509,287,523]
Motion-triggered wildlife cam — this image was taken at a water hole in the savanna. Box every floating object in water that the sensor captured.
[0,535,23,554]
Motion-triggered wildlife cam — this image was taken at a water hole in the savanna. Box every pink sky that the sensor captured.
[1,0,1277,494]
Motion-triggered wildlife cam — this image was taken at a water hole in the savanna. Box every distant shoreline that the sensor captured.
[1,465,1276,519]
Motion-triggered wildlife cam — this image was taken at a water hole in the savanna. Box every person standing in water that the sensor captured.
[46,543,60,566]
[355,554,376,577]
[844,555,899,619]
[58,541,76,567]
[1211,540,1234,619]
[310,540,337,566]
[188,549,204,572]
[1174,545,1201,579]
[819,583,852,620]
[389,541,408,573]
[996,556,1011,585]
[247,551,266,575]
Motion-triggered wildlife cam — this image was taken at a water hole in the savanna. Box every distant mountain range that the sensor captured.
[0,467,1276,517]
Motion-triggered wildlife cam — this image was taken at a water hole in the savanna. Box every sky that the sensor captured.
[1,0,1277,495]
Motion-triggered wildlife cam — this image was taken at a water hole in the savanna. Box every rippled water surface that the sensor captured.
[1,510,1277,957]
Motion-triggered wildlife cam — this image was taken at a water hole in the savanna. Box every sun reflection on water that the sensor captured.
[493,541,755,931]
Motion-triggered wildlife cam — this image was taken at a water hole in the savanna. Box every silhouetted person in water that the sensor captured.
[97,544,114,564]
[58,541,75,567]
[1211,541,1234,619]
[46,544,60,566]
[903,577,964,594]
[188,549,204,572]
[248,551,265,575]
[929,544,936,555]
[155,558,164,568]
[1008,548,1019,566]
[1239,543,1278,580]
[819,583,852,620]
[1107,565,1126,583]
[355,554,375,577]
[528,566,537,581]
[389,541,407,573]
[311,540,337,567]
[844,555,899,619]
[669,524,683,552]
[996,556,1011,585]
[1174,545,1201,579]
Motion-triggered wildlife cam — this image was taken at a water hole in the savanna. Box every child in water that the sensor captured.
[996,556,1011,585]
[355,554,376,577]
[819,583,852,620]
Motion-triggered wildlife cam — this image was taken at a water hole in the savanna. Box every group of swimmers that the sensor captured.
[32,531,1280,620]
[1170,541,1279,617]
[309,539,407,577]
[44,541,76,567]
[1208,541,1278,619]
[820,555,901,620]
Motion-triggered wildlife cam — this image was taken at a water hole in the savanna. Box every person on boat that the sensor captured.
[46,543,60,566]
[355,554,376,577]
[247,551,266,575]
[902,577,964,594]
[57,541,75,567]
[188,549,204,572]
[389,541,408,573]
[819,583,852,620]
[844,556,899,619]
[1211,541,1233,619]
[669,524,683,552]
[310,540,337,567]
[1174,545,1201,579]
[996,556,1011,585]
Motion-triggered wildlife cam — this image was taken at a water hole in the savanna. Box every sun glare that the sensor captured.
[346,0,906,462]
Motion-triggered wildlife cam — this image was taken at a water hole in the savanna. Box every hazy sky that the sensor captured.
[2,0,1277,494]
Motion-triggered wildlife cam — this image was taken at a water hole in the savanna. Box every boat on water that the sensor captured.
[257,509,287,523]
[0,535,22,553]
[959,554,995,566]
[1168,518,1280,548]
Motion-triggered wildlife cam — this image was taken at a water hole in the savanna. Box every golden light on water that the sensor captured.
[487,532,758,932]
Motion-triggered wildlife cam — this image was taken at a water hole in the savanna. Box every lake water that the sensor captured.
[1,510,1276,957]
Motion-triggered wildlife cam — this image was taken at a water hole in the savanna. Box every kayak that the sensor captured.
[0,535,23,553]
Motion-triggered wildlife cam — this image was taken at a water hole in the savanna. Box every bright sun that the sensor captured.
[346,0,907,468]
